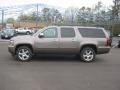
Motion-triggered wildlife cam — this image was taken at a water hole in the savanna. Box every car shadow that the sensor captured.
[31,54,104,63]
[32,54,79,62]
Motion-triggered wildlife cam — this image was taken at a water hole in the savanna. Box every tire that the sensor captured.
[26,31,30,35]
[80,47,96,62]
[16,46,32,61]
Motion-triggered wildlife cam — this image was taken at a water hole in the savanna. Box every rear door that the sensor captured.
[59,27,78,53]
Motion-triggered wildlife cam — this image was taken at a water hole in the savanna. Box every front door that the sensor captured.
[34,27,59,53]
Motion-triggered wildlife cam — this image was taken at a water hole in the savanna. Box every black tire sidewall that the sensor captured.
[26,32,30,35]
[16,46,32,61]
[80,47,96,62]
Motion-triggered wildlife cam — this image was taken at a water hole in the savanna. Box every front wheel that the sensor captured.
[80,47,96,62]
[16,46,32,61]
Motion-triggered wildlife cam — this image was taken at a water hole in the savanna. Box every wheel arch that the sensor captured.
[80,44,97,54]
[15,44,33,55]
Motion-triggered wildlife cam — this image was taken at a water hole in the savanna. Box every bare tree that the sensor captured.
[63,7,78,25]
[112,0,120,35]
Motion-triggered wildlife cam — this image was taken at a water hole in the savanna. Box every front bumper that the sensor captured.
[1,35,13,39]
[8,45,15,55]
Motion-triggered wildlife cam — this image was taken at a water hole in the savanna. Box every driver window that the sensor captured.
[42,28,58,38]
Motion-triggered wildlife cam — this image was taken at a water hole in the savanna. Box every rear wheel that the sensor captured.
[16,46,32,61]
[26,31,30,35]
[80,47,96,62]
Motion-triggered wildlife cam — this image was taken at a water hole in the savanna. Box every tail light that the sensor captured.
[106,38,112,46]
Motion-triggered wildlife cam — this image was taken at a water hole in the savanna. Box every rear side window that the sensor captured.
[61,28,75,38]
[78,28,106,38]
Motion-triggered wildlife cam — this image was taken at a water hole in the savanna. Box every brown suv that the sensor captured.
[8,26,111,62]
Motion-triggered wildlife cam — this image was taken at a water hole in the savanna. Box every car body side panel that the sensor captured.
[34,37,59,53]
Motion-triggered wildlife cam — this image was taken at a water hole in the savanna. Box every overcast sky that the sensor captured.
[0,0,113,8]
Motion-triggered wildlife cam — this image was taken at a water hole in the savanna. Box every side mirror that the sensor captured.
[38,33,44,38]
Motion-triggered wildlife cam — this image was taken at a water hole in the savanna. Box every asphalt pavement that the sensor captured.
[0,41,120,90]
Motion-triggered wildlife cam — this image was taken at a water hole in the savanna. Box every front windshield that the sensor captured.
[3,29,14,33]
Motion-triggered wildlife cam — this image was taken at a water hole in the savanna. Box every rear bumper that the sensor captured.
[97,47,111,54]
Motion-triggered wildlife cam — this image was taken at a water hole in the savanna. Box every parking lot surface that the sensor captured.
[0,41,120,90]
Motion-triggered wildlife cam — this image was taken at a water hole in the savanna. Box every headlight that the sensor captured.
[9,40,14,46]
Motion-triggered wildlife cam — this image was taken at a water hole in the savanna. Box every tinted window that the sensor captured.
[78,28,105,38]
[42,28,58,38]
[61,28,75,38]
